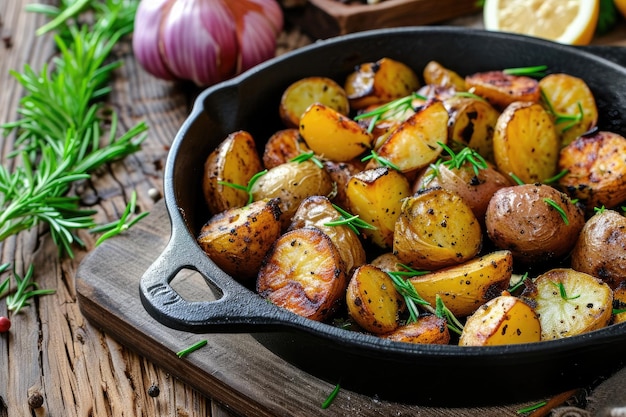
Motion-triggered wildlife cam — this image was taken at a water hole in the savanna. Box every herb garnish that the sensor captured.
[176,340,208,358]
[0,265,56,314]
[551,281,580,301]
[435,295,464,335]
[291,151,324,168]
[321,383,341,409]
[90,191,150,246]
[218,170,268,205]
[517,400,548,414]
[361,150,400,171]
[541,90,584,132]
[509,272,529,293]
[354,92,426,133]
[387,265,431,323]
[543,198,569,225]
[503,65,548,78]
[324,205,376,236]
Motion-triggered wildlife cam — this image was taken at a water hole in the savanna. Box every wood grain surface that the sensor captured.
[2,1,626,416]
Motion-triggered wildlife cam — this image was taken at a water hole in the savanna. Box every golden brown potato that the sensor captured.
[299,103,373,162]
[346,264,404,334]
[408,250,513,317]
[197,198,282,281]
[279,76,350,128]
[393,188,482,270]
[557,131,626,214]
[374,100,449,173]
[344,57,420,110]
[345,167,412,248]
[203,130,264,215]
[539,73,598,146]
[262,128,311,169]
[459,293,542,346]
[485,183,585,265]
[571,209,626,289]
[288,195,366,276]
[443,95,500,163]
[369,252,404,273]
[257,227,347,321]
[383,314,450,345]
[423,60,466,91]
[522,268,613,340]
[413,158,512,223]
[251,159,333,229]
[322,159,365,209]
[465,70,541,110]
[493,101,560,184]
[612,283,626,324]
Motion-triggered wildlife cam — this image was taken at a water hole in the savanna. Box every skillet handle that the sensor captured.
[139,223,295,334]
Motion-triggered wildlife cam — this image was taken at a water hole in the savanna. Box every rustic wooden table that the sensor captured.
[2,1,626,416]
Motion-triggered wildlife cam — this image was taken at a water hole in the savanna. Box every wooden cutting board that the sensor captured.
[75,200,620,417]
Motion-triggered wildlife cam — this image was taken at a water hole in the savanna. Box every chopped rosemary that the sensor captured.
[543,198,569,225]
[0,265,56,314]
[435,295,464,335]
[291,151,324,168]
[517,400,548,414]
[218,170,268,205]
[503,65,548,78]
[354,92,426,133]
[543,169,569,184]
[509,272,530,293]
[361,150,401,171]
[324,204,376,236]
[176,340,208,358]
[90,191,150,246]
[509,172,525,185]
[387,265,431,323]
[454,91,486,101]
[594,205,607,214]
[541,90,584,132]
[551,281,580,301]
[613,307,626,315]
[321,383,341,409]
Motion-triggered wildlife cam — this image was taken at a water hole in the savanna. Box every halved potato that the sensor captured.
[251,159,333,229]
[465,70,541,110]
[423,60,466,91]
[522,268,613,340]
[407,250,513,318]
[383,314,450,345]
[279,76,350,128]
[459,293,542,346]
[346,264,404,334]
[203,130,264,215]
[345,167,412,248]
[323,159,365,209]
[197,198,282,281]
[344,57,420,110]
[262,128,311,169]
[493,101,560,184]
[375,100,449,173]
[257,227,347,321]
[539,73,598,146]
[288,195,366,276]
[393,188,482,270]
[557,131,626,214]
[299,103,373,162]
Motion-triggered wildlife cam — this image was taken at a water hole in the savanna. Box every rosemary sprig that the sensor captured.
[509,272,529,293]
[517,401,548,414]
[551,281,580,301]
[176,340,208,358]
[321,383,341,409]
[0,265,56,314]
[540,90,584,132]
[354,92,426,133]
[435,295,464,335]
[543,169,569,184]
[503,65,548,78]
[543,198,569,225]
[423,142,487,185]
[90,191,150,246]
[218,170,268,205]
[291,151,324,168]
[324,205,376,235]
[361,150,400,171]
[387,265,431,323]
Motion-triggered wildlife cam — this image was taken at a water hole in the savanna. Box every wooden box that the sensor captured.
[282,0,482,39]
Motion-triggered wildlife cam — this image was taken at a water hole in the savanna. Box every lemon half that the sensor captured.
[484,0,600,45]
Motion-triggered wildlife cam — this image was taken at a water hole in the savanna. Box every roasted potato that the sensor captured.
[323,159,365,209]
[203,130,264,215]
[423,60,466,91]
[289,195,366,276]
[539,73,598,146]
[344,57,420,110]
[571,209,626,289]
[485,183,585,265]
[257,227,347,321]
[465,70,541,110]
[197,198,282,281]
[279,76,350,128]
[413,157,512,222]
[374,100,449,173]
[262,128,311,169]
[493,101,560,184]
[251,159,333,229]
[346,264,404,334]
[299,103,373,162]
[612,283,626,325]
[459,293,541,346]
[383,314,450,345]
[522,268,613,340]
[393,188,482,270]
[345,167,412,248]
[408,250,513,317]
[443,95,500,163]
[557,131,626,214]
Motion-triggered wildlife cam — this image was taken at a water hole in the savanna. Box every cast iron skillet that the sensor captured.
[139,27,626,406]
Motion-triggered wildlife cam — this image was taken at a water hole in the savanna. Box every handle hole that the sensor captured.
[169,268,223,302]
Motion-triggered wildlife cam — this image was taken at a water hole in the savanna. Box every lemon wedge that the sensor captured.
[483,0,600,45]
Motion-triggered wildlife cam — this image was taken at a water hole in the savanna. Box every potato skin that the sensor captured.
[571,210,626,289]
[485,183,585,265]
[262,128,311,169]
[197,198,282,281]
[257,227,347,321]
[383,314,450,345]
[465,71,540,110]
